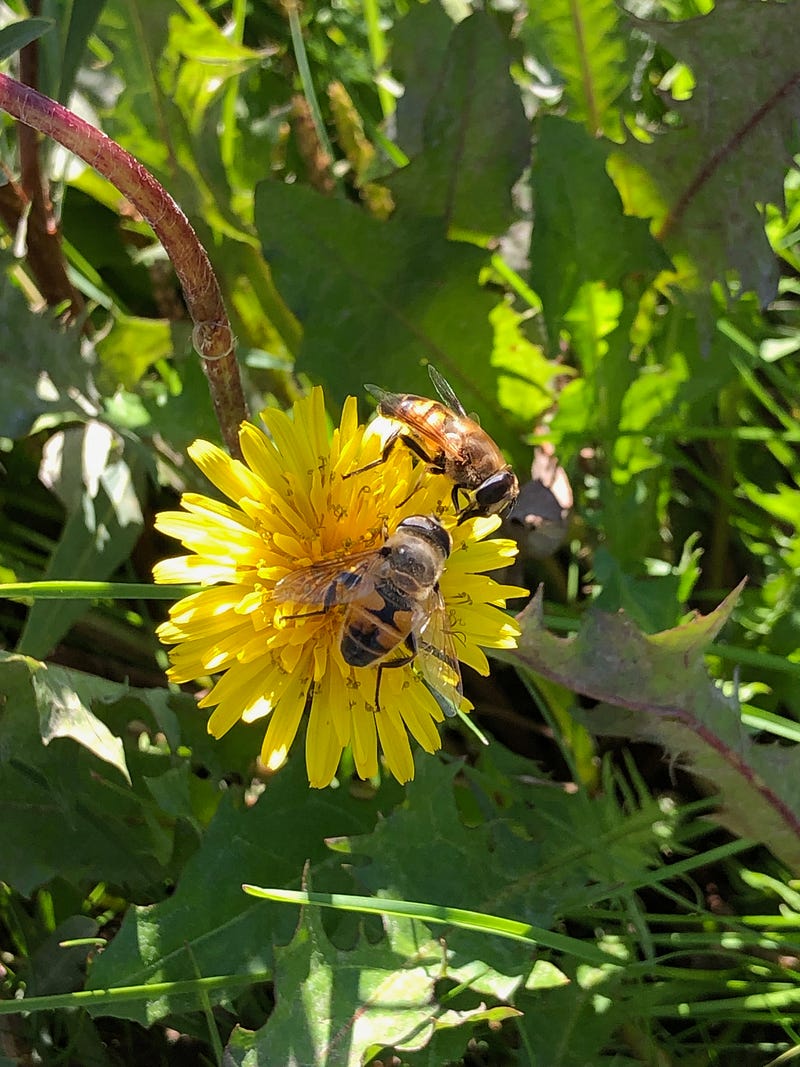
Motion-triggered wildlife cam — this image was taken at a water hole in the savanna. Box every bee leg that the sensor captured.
[373,637,417,711]
[281,601,332,620]
[451,484,468,513]
[344,431,439,483]
[398,433,439,468]
[374,666,383,711]
[395,483,423,509]
[342,431,401,479]
[393,436,451,507]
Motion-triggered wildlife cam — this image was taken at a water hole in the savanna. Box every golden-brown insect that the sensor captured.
[272,515,462,715]
[350,366,519,523]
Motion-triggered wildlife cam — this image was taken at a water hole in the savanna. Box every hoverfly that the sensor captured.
[347,366,519,523]
[272,515,462,715]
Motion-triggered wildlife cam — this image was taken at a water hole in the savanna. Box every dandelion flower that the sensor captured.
[154,388,527,788]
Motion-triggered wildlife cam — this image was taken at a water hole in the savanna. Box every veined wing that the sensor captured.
[428,365,467,417]
[414,590,463,717]
[364,382,407,414]
[272,550,377,607]
[366,381,465,462]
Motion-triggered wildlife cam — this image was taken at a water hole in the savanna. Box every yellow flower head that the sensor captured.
[154,388,527,788]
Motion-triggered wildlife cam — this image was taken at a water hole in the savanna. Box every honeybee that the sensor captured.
[272,515,462,716]
[349,366,519,523]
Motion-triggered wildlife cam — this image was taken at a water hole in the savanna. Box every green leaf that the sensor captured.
[490,302,564,424]
[96,0,254,243]
[0,276,99,439]
[563,281,623,374]
[511,584,800,871]
[85,756,401,1024]
[521,0,628,136]
[58,1,106,102]
[0,653,172,895]
[740,482,800,525]
[0,651,129,782]
[254,181,527,467]
[513,978,627,1067]
[103,352,221,453]
[386,12,530,236]
[96,314,190,390]
[618,0,800,303]
[17,424,145,659]
[530,117,670,344]
[345,759,672,990]
[0,17,53,62]
[613,355,689,482]
[247,887,616,965]
[170,1,263,132]
[591,545,693,632]
[392,1,455,158]
[26,915,100,996]
[34,660,130,782]
[225,901,442,1066]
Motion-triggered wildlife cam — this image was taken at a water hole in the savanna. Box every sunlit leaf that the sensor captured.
[0,276,99,439]
[226,901,441,1066]
[521,0,628,136]
[530,117,669,345]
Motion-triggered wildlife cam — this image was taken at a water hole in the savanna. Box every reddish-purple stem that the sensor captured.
[657,71,800,242]
[0,73,247,458]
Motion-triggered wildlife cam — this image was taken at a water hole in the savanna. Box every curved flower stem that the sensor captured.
[0,72,248,458]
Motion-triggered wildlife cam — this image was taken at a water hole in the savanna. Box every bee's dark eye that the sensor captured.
[475,470,518,511]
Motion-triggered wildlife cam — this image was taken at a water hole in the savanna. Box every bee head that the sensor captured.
[458,469,519,524]
[395,515,452,560]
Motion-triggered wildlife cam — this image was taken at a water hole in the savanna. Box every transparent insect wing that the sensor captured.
[364,383,395,408]
[271,551,376,607]
[415,592,463,716]
[427,366,467,417]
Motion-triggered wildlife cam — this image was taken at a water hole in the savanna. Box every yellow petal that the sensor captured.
[375,704,415,784]
[350,693,379,780]
[153,555,238,585]
[306,686,345,788]
[260,670,310,771]
[387,672,442,752]
[189,439,266,503]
